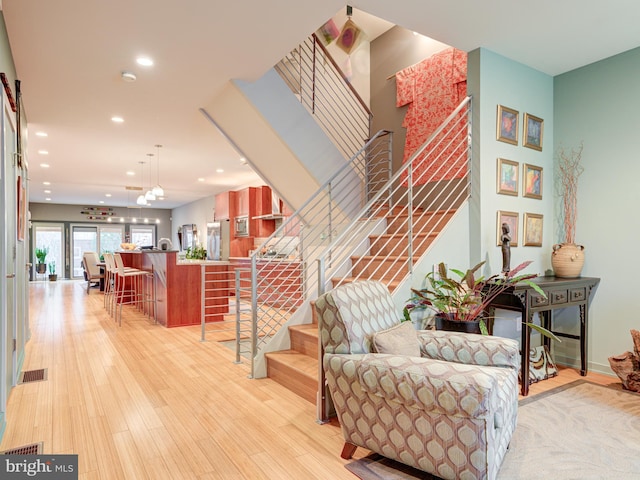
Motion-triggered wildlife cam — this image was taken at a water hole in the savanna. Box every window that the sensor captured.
[130,226,155,247]
[100,225,124,256]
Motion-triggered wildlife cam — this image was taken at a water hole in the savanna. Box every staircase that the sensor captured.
[264,312,319,404]
[265,204,456,403]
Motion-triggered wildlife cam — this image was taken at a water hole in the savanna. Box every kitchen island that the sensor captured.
[119,250,232,327]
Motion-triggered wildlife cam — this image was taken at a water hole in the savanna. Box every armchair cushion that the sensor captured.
[417,330,520,370]
[372,322,420,356]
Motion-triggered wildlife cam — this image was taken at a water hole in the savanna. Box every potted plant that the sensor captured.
[185,245,207,260]
[35,247,48,274]
[403,261,558,340]
[48,261,57,281]
[553,142,585,277]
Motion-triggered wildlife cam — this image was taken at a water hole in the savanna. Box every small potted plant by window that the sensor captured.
[35,247,48,274]
[48,261,57,281]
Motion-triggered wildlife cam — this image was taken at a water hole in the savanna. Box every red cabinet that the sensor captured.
[215,190,237,221]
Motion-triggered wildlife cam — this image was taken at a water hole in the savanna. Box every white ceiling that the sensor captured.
[3,0,640,209]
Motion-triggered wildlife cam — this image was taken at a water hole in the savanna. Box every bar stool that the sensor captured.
[113,252,157,326]
[102,253,116,315]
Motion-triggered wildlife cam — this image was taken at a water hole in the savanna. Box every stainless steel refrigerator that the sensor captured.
[206,219,230,261]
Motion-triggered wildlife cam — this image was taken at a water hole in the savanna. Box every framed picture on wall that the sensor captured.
[496,105,519,145]
[497,158,519,196]
[497,210,519,246]
[523,113,544,151]
[523,163,543,199]
[523,213,543,246]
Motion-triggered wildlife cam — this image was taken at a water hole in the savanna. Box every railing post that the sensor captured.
[200,264,206,342]
[312,37,316,115]
[249,255,258,379]
[234,268,243,365]
[408,162,414,275]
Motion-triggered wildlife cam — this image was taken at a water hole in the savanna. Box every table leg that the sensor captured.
[580,303,588,376]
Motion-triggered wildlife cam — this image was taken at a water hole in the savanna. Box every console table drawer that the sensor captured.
[570,287,586,302]
[550,289,568,305]
[529,293,549,307]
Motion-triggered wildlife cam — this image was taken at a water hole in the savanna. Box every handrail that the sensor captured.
[311,33,372,118]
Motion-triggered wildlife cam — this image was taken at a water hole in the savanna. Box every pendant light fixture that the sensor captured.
[151,144,164,197]
[136,161,148,206]
[144,153,156,201]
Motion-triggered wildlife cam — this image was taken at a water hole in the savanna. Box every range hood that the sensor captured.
[253,189,284,220]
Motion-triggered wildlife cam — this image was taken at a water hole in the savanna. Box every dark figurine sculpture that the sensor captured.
[501,222,511,273]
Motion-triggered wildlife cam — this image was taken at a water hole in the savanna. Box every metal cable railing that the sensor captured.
[275,33,372,161]
[237,130,393,377]
[316,96,472,295]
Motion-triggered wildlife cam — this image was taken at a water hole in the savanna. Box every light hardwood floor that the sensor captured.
[1,281,619,479]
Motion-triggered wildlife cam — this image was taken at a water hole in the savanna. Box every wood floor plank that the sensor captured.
[0,280,620,479]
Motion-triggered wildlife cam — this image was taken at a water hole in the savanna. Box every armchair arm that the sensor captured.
[416,330,520,370]
[324,353,512,419]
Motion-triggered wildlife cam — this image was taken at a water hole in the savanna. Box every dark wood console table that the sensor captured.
[488,276,600,396]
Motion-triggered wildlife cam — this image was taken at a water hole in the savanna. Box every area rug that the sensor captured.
[345,380,640,480]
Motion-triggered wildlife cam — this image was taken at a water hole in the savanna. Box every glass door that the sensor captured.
[71,226,97,278]
[33,223,64,280]
[99,225,124,256]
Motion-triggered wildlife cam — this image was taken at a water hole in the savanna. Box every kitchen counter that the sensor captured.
[119,250,232,327]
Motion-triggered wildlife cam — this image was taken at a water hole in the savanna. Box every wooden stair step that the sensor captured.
[265,350,318,404]
[289,323,319,359]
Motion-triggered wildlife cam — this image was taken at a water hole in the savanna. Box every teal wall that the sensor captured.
[555,46,640,374]
[468,48,554,278]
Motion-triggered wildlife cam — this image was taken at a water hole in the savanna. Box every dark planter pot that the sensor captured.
[435,313,482,334]
[36,263,47,274]
[48,274,57,281]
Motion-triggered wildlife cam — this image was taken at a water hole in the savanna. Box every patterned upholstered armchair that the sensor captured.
[315,280,520,480]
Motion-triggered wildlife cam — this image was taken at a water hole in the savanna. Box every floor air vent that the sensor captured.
[1,442,43,455]
[18,368,48,384]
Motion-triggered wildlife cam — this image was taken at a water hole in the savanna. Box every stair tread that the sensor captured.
[289,323,318,334]
[266,350,318,377]
[373,232,438,238]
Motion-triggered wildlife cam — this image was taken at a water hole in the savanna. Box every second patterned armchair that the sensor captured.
[315,280,520,480]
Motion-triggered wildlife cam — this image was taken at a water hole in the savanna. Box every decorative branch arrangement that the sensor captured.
[557,142,584,244]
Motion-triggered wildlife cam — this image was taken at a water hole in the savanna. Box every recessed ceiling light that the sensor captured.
[36,131,48,137]
[239,157,247,164]
[44,190,51,194]
[121,71,137,82]
[99,200,105,204]
[198,177,205,182]
[105,193,112,197]
[45,197,51,201]
[111,116,124,123]
[216,168,224,173]
[136,56,154,67]
[126,171,135,176]
[38,150,49,155]
[40,163,50,168]
[43,181,51,185]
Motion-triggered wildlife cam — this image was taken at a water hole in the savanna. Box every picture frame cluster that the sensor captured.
[495,104,544,248]
[496,105,543,151]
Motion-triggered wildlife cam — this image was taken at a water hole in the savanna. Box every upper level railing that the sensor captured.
[275,33,372,161]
